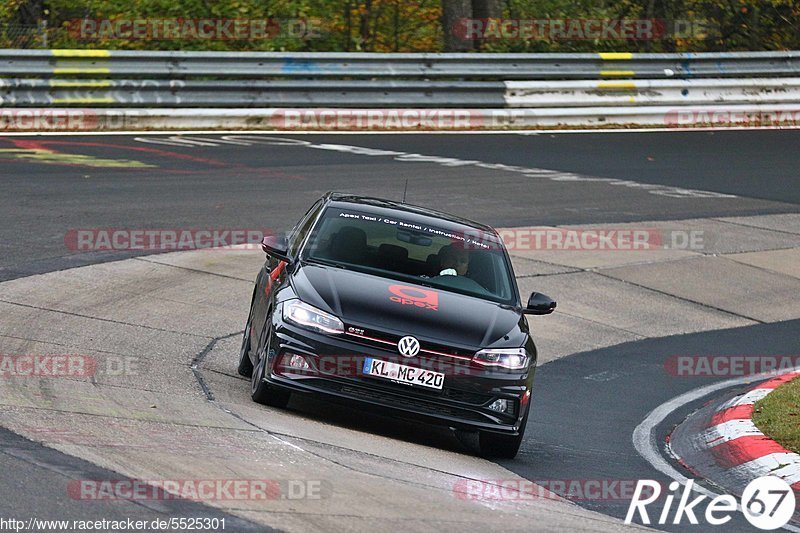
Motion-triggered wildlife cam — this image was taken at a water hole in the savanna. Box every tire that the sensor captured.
[237,305,255,377]
[477,410,529,459]
[250,321,291,408]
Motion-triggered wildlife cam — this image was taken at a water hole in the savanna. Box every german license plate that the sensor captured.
[362,357,444,390]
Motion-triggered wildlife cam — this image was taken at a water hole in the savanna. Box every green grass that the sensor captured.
[752,376,800,454]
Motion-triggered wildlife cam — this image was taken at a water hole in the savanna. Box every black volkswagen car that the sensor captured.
[238,193,555,458]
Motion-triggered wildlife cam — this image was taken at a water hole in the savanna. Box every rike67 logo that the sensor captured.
[626,477,796,530]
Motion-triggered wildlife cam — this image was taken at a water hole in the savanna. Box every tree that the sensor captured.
[440,0,506,51]
[441,0,473,51]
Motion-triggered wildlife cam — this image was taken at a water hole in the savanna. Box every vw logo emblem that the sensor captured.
[397,336,420,358]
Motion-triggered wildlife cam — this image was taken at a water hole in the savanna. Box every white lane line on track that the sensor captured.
[121,133,740,199]
[632,366,800,533]
[270,434,306,452]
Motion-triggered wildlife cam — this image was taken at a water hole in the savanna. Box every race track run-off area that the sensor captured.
[0,131,799,532]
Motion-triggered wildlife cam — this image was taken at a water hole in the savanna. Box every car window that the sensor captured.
[287,199,323,257]
[302,207,516,304]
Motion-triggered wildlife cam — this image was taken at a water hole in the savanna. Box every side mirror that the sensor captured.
[261,235,290,262]
[524,292,556,315]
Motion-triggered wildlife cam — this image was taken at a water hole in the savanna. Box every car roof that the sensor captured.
[323,192,499,235]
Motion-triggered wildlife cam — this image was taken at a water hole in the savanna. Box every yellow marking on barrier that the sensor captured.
[51,49,111,57]
[49,80,112,88]
[598,82,637,90]
[598,52,633,60]
[52,97,115,104]
[600,70,635,77]
[53,68,111,75]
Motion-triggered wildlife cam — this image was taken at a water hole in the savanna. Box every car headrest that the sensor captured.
[378,243,408,262]
[330,226,367,263]
[467,250,495,292]
[426,253,441,274]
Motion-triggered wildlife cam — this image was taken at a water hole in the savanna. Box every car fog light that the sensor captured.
[488,398,510,413]
[286,354,310,370]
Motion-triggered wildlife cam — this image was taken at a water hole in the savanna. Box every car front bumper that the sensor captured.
[260,319,534,435]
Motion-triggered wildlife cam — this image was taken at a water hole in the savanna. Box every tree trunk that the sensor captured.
[359,0,373,51]
[471,0,504,19]
[470,0,504,50]
[441,0,474,52]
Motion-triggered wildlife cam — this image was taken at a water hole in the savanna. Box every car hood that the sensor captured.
[290,263,523,349]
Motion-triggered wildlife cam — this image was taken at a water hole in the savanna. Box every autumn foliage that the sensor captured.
[1,0,798,52]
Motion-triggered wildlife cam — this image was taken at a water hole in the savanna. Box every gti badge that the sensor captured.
[397,336,420,358]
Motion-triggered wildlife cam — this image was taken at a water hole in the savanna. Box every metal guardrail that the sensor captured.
[0,79,507,107]
[3,77,799,108]
[0,49,799,129]
[1,49,799,79]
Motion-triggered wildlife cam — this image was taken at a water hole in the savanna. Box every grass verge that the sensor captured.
[752,376,800,454]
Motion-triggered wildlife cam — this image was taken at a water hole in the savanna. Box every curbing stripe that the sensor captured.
[714,387,771,411]
[727,453,800,484]
[709,404,753,425]
[699,372,800,495]
[699,419,763,447]
[710,436,792,469]
[759,372,799,389]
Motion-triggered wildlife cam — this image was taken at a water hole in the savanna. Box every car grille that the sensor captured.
[388,380,494,405]
[343,325,474,362]
[312,380,489,422]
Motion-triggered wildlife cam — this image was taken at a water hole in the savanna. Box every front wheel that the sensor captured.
[477,411,529,459]
[250,322,291,408]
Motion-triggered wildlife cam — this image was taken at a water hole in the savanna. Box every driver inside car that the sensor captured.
[438,244,469,276]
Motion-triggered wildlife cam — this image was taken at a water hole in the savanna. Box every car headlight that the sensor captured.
[283,300,344,335]
[472,348,529,370]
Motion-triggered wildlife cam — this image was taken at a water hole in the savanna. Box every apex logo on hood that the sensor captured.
[388,285,439,311]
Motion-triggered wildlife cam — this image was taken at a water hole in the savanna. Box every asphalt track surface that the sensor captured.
[1,130,799,531]
[510,320,800,532]
[0,428,265,531]
[1,130,799,281]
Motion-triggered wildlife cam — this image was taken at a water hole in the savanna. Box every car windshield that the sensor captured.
[301,206,517,305]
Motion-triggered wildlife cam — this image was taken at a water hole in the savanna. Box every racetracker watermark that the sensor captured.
[67,18,322,41]
[664,355,800,377]
[454,18,712,41]
[0,355,94,378]
[453,479,660,501]
[0,109,97,131]
[68,479,331,501]
[271,109,484,130]
[64,228,272,252]
[0,354,140,378]
[666,109,800,128]
[492,228,704,251]
[1,518,228,532]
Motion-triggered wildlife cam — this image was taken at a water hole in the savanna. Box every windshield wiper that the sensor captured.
[304,257,349,270]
